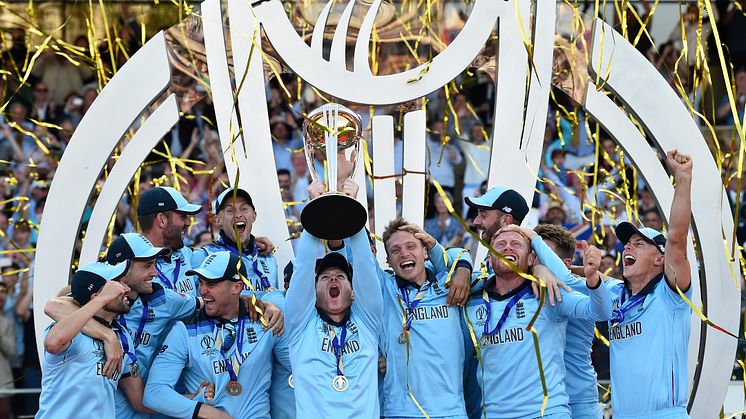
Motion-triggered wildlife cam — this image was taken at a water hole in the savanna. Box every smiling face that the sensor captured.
[474,209,509,242]
[385,230,428,284]
[621,234,664,282]
[199,279,242,318]
[216,196,256,247]
[490,231,536,275]
[121,259,157,297]
[315,267,353,318]
[162,211,190,250]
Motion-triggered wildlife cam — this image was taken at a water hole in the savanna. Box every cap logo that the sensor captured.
[158,202,165,207]
[87,284,94,290]
[502,206,512,213]
[115,252,122,258]
[233,273,240,280]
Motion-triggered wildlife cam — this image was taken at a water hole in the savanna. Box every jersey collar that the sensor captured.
[218,230,255,255]
[395,268,436,290]
[484,276,531,301]
[317,308,351,328]
[623,272,664,297]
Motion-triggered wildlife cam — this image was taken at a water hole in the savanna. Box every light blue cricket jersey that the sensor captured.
[462,274,612,419]
[608,274,692,419]
[286,229,383,419]
[144,304,287,418]
[192,233,281,297]
[193,232,292,416]
[154,246,198,297]
[380,268,467,419]
[37,321,134,419]
[114,283,198,419]
[531,236,617,417]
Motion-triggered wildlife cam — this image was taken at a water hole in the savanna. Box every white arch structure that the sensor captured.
[33,1,739,415]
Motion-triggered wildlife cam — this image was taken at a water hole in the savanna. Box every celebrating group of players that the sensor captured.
[35,149,694,419]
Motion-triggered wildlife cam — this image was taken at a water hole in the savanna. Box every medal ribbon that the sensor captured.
[399,281,432,332]
[610,286,647,327]
[118,300,149,348]
[155,261,180,291]
[114,325,138,368]
[328,324,348,377]
[219,239,271,290]
[214,318,245,383]
[481,287,531,337]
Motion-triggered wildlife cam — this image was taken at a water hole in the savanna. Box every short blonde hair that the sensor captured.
[491,225,531,246]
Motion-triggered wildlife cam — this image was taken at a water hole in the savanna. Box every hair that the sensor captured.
[381,217,410,252]
[534,224,576,260]
[277,168,291,178]
[138,213,158,233]
[492,225,532,246]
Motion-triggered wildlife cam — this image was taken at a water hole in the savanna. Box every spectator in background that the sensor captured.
[271,121,302,172]
[192,230,213,248]
[641,208,664,231]
[31,52,86,106]
[30,82,57,124]
[425,190,462,245]
[426,120,462,196]
[460,124,491,212]
[0,279,15,419]
[290,152,310,208]
[722,0,746,69]
[716,67,746,126]
[278,169,302,239]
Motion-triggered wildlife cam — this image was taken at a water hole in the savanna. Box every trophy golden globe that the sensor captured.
[301,103,367,240]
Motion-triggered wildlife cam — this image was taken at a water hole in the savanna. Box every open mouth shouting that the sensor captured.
[399,260,416,272]
[502,254,517,264]
[234,220,247,235]
[329,283,341,299]
[623,253,637,267]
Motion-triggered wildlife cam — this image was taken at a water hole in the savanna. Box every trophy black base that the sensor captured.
[301,194,368,240]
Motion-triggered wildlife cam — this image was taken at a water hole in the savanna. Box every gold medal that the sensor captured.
[332,375,348,392]
[226,380,242,396]
[130,362,140,378]
[288,374,294,389]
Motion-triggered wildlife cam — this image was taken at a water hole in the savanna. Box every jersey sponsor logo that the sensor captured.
[410,305,449,321]
[211,351,252,375]
[246,327,258,344]
[432,282,445,296]
[320,338,361,355]
[146,308,156,322]
[516,301,525,319]
[92,339,106,359]
[201,335,218,356]
[160,345,168,353]
[474,306,488,327]
[479,327,524,346]
[609,321,643,341]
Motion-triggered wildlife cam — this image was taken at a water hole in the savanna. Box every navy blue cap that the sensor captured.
[107,233,170,264]
[283,260,294,284]
[137,186,202,216]
[615,222,666,254]
[70,261,130,306]
[186,251,248,283]
[213,188,254,214]
[315,252,353,283]
[465,186,529,222]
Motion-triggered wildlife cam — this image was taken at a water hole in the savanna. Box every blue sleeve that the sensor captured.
[427,245,472,275]
[262,290,286,312]
[191,247,208,268]
[165,289,199,320]
[286,231,321,338]
[531,236,573,284]
[143,322,199,418]
[349,228,384,330]
[552,283,614,322]
[273,333,292,371]
[656,276,693,309]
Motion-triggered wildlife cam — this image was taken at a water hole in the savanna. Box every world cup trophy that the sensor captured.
[300,103,367,240]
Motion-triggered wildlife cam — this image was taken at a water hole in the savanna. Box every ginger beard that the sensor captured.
[315,267,353,319]
[489,231,536,276]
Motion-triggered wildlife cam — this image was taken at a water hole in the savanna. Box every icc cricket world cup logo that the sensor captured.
[32,0,740,415]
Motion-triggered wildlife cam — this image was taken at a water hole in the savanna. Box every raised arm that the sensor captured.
[348,227,384,329]
[44,281,127,354]
[285,229,322,335]
[44,296,122,377]
[664,149,692,292]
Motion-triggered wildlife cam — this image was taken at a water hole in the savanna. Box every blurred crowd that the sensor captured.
[0,0,744,417]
